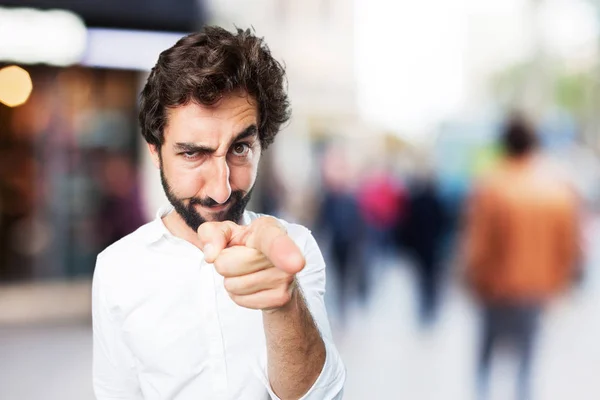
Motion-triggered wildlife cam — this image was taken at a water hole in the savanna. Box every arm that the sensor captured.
[263,229,345,400]
[92,256,143,399]
[263,284,326,399]
[198,219,346,400]
[463,186,492,292]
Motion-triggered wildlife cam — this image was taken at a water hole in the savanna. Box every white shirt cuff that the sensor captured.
[263,337,346,400]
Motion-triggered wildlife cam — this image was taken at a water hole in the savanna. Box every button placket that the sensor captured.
[202,260,228,395]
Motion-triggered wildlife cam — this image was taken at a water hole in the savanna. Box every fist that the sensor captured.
[197,217,305,311]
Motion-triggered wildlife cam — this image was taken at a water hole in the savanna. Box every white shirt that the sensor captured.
[92,206,345,400]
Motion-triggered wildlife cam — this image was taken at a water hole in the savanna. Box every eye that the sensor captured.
[182,151,198,159]
[231,143,250,157]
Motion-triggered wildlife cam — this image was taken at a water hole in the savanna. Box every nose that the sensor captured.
[205,157,232,205]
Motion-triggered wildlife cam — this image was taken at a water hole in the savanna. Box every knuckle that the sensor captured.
[197,222,218,244]
[223,277,235,292]
[285,273,295,285]
[213,258,227,275]
[256,216,274,224]
[277,272,294,287]
[228,293,242,306]
[220,224,232,240]
[197,221,216,234]
[275,290,291,307]
[256,216,284,231]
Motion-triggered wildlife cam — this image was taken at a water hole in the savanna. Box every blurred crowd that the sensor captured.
[299,113,588,400]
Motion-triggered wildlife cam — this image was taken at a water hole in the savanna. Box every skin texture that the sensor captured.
[148,92,326,399]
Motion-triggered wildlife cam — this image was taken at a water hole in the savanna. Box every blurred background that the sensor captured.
[1,0,600,399]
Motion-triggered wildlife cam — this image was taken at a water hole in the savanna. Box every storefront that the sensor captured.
[0,2,205,282]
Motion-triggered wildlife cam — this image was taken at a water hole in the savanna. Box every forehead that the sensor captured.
[164,93,258,142]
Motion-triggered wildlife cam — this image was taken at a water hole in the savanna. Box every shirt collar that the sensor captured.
[140,205,175,245]
[142,205,253,245]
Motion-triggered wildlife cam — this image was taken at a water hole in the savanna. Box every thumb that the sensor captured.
[246,218,305,274]
[267,234,306,275]
[197,221,240,263]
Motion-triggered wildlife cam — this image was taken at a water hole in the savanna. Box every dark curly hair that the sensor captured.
[139,26,291,150]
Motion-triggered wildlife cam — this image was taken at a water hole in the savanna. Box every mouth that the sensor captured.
[208,204,228,212]
[197,202,230,213]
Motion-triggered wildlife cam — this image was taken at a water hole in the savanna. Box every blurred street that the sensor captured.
[2,216,599,400]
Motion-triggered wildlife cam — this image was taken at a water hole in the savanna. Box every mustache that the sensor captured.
[188,190,245,208]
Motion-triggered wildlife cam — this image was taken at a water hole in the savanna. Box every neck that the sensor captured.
[162,211,203,248]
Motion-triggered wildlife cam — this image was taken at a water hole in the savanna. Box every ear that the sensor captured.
[148,143,161,169]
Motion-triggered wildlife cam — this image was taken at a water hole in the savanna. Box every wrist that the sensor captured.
[263,279,299,315]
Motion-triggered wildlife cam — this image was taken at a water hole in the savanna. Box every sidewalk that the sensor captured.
[0,279,91,326]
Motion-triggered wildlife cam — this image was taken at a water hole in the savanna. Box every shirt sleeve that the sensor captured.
[263,227,346,400]
[92,255,143,400]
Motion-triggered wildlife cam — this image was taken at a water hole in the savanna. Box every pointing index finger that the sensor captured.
[246,217,305,274]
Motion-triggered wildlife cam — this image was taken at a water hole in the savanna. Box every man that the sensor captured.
[316,145,364,325]
[92,26,345,400]
[463,114,580,400]
[401,175,446,327]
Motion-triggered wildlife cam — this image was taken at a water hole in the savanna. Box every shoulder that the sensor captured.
[471,165,509,200]
[98,221,156,261]
[94,221,158,283]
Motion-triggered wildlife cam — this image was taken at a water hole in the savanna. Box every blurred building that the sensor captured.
[203,0,364,224]
[0,1,206,283]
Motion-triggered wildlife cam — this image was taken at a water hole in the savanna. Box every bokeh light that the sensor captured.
[0,65,33,107]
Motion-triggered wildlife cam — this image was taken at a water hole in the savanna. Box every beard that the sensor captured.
[159,165,254,232]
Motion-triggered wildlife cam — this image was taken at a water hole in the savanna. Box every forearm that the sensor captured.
[263,284,326,399]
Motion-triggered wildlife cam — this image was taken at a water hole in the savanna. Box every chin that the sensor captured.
[197,208,229,223]
[212,210,230,222]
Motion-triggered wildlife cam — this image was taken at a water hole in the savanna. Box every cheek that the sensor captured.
[163,159,205,198]
[230,162,258,192]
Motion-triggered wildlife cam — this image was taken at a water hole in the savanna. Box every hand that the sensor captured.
[197,217,305,311]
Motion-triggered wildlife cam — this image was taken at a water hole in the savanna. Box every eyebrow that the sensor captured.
[174,124,258,154]
[234,124,258,142]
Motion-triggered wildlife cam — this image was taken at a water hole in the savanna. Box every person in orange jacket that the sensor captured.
[463,114,581,400]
